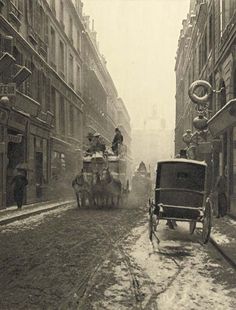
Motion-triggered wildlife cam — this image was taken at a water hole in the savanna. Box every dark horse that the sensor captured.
[91,171,103,208]
[72,170,91,208]
[101,168,122,207]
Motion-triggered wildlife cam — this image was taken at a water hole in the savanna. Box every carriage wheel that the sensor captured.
[148,204,158,241]
[202,199,212,244]
[149,211,154,241]
[189,221,196,234]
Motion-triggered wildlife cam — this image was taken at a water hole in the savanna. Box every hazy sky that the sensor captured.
[83,0,190,129]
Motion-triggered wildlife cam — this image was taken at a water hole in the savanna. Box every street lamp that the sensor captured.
[0,96,10,105]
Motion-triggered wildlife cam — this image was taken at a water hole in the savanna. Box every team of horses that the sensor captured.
[72,168,124,208]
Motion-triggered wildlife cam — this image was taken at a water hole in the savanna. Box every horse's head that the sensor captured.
[101,168,112,183]
[92,171,101,184]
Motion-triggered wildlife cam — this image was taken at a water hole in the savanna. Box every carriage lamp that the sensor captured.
[193,113,208,131]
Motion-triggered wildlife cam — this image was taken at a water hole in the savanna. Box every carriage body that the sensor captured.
[107,155,128,190]
[83,152,107,181]
[149,159,212,243]
[132,172,152,198]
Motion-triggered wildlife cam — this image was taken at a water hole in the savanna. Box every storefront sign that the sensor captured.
[8,111,28,131]
[8,134,23,144]
[0,83,16,97]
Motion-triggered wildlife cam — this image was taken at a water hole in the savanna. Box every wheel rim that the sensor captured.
[202,201,212,243]
[149,214,153,241]
[189,221,196,234]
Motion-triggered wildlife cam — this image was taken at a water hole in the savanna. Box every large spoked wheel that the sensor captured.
[148,202,158,241]
[202,199,212,244]
[189,221,196,234]
[149,210,154,241]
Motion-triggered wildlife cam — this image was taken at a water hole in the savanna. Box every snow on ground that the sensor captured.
[0,204,73,233]
[211,228,232,245]
[228,218,236,227]
[129,223,235,310]
[100,221,235,310]
[0,200,74,221]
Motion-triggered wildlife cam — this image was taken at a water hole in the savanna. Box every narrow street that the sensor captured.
[0,202,235,310]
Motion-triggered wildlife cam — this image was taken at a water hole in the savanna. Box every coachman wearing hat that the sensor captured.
[90,133,106,153]
[112,128,123,155]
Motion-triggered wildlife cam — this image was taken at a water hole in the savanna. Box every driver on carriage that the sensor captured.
[86,132,106,154]
[112,128,123,155]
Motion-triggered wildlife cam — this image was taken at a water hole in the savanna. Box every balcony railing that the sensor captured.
[38,36,47,60]
[9,1,22,26]
[0,0,6,10]
[28,26,38,45]
[15,91,40,117]
[220,11,236,50]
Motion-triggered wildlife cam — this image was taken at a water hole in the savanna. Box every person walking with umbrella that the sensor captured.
[11,167,28,209]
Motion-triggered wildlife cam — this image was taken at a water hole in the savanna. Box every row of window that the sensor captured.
[49,24,81,93]
[52,87,81,139]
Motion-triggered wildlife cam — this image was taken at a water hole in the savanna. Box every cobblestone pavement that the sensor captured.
[0,201,235,310]
[0,202,146,310]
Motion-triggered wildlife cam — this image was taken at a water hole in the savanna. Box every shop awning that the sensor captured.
[208,99,236,137]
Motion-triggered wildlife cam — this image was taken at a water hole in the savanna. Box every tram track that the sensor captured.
[56,214,146,309]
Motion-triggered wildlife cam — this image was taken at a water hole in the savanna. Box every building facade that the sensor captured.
[132,106,174,181]
[0,0,131,208]
[175,0,236,215]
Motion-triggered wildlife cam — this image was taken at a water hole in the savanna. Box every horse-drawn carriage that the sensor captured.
[148,159,212,244]
[72,150,129,208]
[131,162,152,200]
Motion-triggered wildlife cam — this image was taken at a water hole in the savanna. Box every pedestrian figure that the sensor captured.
[112,128,123,155]
[215,168,227,218]
[11,169,28,209]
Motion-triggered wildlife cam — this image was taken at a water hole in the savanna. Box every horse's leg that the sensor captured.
[111,195,114,208]
[117,195,120,207]
[89,193,93,208]
[76,192,80,208]
[81,192,86,208]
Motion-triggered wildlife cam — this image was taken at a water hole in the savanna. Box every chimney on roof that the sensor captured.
[83,15,90,29]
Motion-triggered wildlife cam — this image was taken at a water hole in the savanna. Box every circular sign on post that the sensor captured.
[188,80,212,105]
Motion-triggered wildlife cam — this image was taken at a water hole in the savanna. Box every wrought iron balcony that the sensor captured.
[9,1,22,26]
[38,36,47,60]
[0,0,6,11]
[220,11,236,51]
[15,91,40,117]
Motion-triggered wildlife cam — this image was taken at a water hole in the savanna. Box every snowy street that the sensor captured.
[0,203,235,309]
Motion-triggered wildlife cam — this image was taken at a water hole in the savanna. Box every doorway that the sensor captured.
[6,130,25,206]
[35,152,43,199]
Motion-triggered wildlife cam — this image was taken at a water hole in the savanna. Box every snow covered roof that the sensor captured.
[157,158,207,166]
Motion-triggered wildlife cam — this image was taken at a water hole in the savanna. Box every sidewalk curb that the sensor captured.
[210,236,236,270]
[0,200,76,226]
